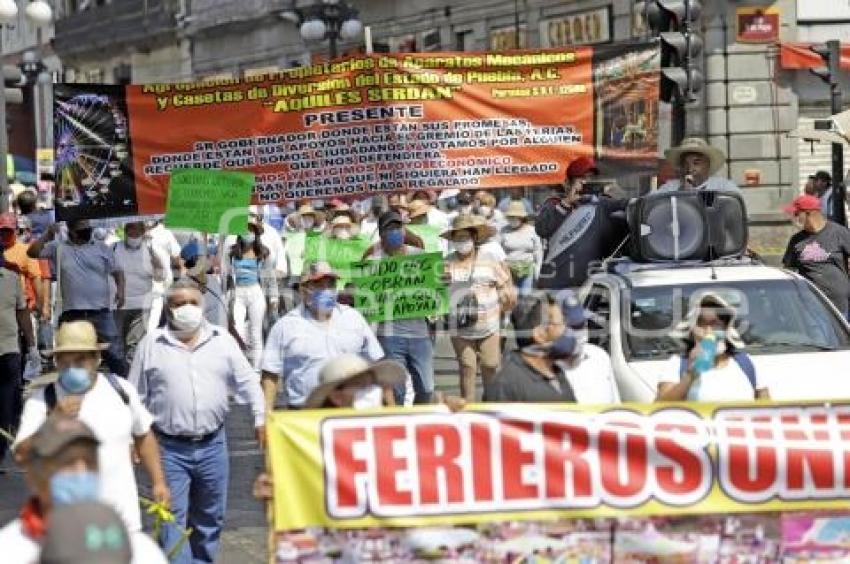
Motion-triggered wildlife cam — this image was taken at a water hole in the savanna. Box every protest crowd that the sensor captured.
[1,124,850,563]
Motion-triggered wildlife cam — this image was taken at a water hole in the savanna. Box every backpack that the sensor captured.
[45,372,129,413]
[678,351,757,388]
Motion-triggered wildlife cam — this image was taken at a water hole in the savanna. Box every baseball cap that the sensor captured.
[561,291,588,328]
[29,415,100,460]
[0,212,16,230]
[783,194,821,215]
[812,170,831,184]
[566,156,599,180]
[300,261,339,284]
[378,211,403,233]
[40,502,132,564]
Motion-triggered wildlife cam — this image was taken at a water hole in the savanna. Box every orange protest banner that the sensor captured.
[54,44,659,222]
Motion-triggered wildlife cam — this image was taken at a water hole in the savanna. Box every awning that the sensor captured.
[780,42,850,70]
[788,108,850,145]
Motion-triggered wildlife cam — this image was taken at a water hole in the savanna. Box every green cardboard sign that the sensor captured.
[406,224,444,254]
[351,253,449,323]
[304,232,372,282]
[164,168,255,235]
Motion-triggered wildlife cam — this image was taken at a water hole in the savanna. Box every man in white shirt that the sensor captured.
[0,415,167,564]
[13,321,169,533]
[113,221,168,365]
[130,279,265,563]
[261,261,384,410]
[146,220,182,332]
[658,137,741,193]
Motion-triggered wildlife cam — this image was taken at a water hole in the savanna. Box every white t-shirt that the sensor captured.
[658,354,763,401]
[148,224,181,286]
[0,518,167,564]
[14,375,154,532]
[555,343,620,404]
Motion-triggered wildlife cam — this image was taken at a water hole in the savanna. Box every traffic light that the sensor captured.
[647,0,703,103]
[3,65,23,105]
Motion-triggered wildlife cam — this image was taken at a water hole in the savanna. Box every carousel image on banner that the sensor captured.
[267,401,850,533]
[53,43,659,221]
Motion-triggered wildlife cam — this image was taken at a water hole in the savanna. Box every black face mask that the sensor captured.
[72,228,92,242]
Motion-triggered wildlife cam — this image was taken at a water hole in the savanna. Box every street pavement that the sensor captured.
[0,334,464,563]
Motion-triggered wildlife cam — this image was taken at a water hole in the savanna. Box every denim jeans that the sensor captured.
[0,353,21,461]
[378,336,434,405]
[512,273,534,294]
[158,428,228,564]
[59,309,127,377]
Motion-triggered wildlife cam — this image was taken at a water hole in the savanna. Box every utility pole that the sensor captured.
[812,39,846,226]
[0,48,7,214]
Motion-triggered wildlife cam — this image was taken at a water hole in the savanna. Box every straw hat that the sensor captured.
[331,215,352,228]
[664,137,725,176]
[504,200,529,219]
[48,321,108,354]
[305,354,406,408]
[440,214,495,243]
[297,204,317,218]
[669,292,745,349]
[408,199,430,219]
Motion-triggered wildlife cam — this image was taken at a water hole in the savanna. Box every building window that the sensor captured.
[455,30,473,51]
[87,68,104,83]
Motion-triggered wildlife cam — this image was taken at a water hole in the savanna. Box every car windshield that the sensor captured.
[624,279,850,360]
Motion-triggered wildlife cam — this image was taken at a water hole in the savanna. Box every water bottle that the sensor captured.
[692,334,717,376]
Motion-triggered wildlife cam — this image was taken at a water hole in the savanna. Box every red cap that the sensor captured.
[0,213,16,230]
[783,194,821,215]
[566,156,599,180]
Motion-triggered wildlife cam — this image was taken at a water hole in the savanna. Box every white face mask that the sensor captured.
[352,384,383,410]
[125,236,143,249]
[302,217,315,230]
[478,205,492,217]
[333,228,351,240]
[508,218,522,229]
[169,304,204,332]
[453,239,474,255]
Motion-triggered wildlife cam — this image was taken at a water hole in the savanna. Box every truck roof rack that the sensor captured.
[587,255,761,277]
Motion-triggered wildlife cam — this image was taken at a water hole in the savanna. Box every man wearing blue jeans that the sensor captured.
[364,211,435,405]
[130,279,265,563]
[29,219,127,377]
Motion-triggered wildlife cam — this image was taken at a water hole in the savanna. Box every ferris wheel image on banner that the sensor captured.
[54,90,136,219]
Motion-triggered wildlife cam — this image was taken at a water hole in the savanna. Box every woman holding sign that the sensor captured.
[443,214,517,401]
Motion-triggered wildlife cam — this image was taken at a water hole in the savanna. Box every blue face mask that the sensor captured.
[310,288,337,313]
[57,367,93,394]
[50,471,100,506]
[383,228,404,249]
[549,333,578,359]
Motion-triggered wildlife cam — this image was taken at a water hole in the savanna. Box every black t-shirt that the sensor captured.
[535,196,628,290]
[783,222,850,313]
[484,350,576,403]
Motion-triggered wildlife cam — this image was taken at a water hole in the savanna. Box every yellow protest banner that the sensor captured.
[268,401,850,532]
